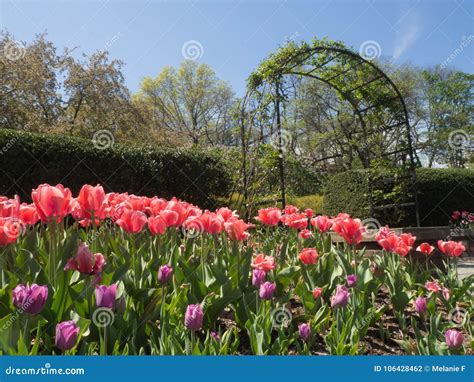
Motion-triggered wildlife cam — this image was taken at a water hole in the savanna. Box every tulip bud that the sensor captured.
[158,265,173,285]
[95,284,117,310]
[184,304,203,331]
[12,284,48,315]
[298,323,311,341]
[413,297,427,314]
[252,269,266,288]
[330,285,350,309]
[55,321,80,351]
[211,331,220,342]
[259,281,276,300]
[346,274,357,288]
[445,329,464,350]
[312,287,323,299]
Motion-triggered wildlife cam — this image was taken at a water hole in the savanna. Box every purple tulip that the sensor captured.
[298,323,311,342]
[184,304,203,331]
[259,281,276,300]
[95,284,117,310]
[413,297,427,314]
[346,274,357,288]
[445,329,463,350]
[158,264,173,285]
[55,320,80,351]
[252,269,266,288]
[211,331,220,342]
[330,284,350,309]
[12,284,48,315]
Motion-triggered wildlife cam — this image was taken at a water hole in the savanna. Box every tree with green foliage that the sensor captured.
[135,61,235,145]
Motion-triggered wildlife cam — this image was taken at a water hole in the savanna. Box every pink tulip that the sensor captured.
[55,321,79,351]
[32,184,71,223]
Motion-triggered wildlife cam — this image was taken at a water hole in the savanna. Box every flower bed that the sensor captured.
[0,184,471,355]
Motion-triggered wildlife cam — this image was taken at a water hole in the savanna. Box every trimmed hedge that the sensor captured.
[323,168,474,227]
[0,129,232,208]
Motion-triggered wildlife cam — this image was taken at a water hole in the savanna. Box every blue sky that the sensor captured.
[1,0,473,95]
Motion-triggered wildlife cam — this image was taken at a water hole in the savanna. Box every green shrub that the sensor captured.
[291,194,325,214]
[0,129,231,208]
[323,168,474,227]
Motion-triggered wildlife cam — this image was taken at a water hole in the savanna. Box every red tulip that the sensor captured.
[310,215,332,233]
[304,208,313,218]
[215,207,238,222]
[280,213,308,230]
[0,195,20,218]
[438,240,465,257]
[76,184,107,221]
[416,242,435,255]
[283,205,299,214]
[148,216,167,235]
[425,280,441,293]
[451,211,461,220]
[224,218,253,241]
[116,209,147,234]
[298,229,312,239]
[146,197,168,216]
[19,203,39,225]
[394,241,410,257]
[159,209,180,227]
[164,199,187,226]
[332,217,364,245]
[199,212,224,234]
[375,226,392,241]
[299,248,318,265]
[399,233,416,248]
[251,253,276,272]
[312,287,323,299]
[32,184,72,223]
[64,242,106,275]
[255,207,281,226]
[377,233,399,252]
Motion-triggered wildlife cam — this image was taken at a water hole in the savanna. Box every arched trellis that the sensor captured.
[235,39,420,226]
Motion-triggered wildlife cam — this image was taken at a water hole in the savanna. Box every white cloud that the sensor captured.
[393,23,419,60]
